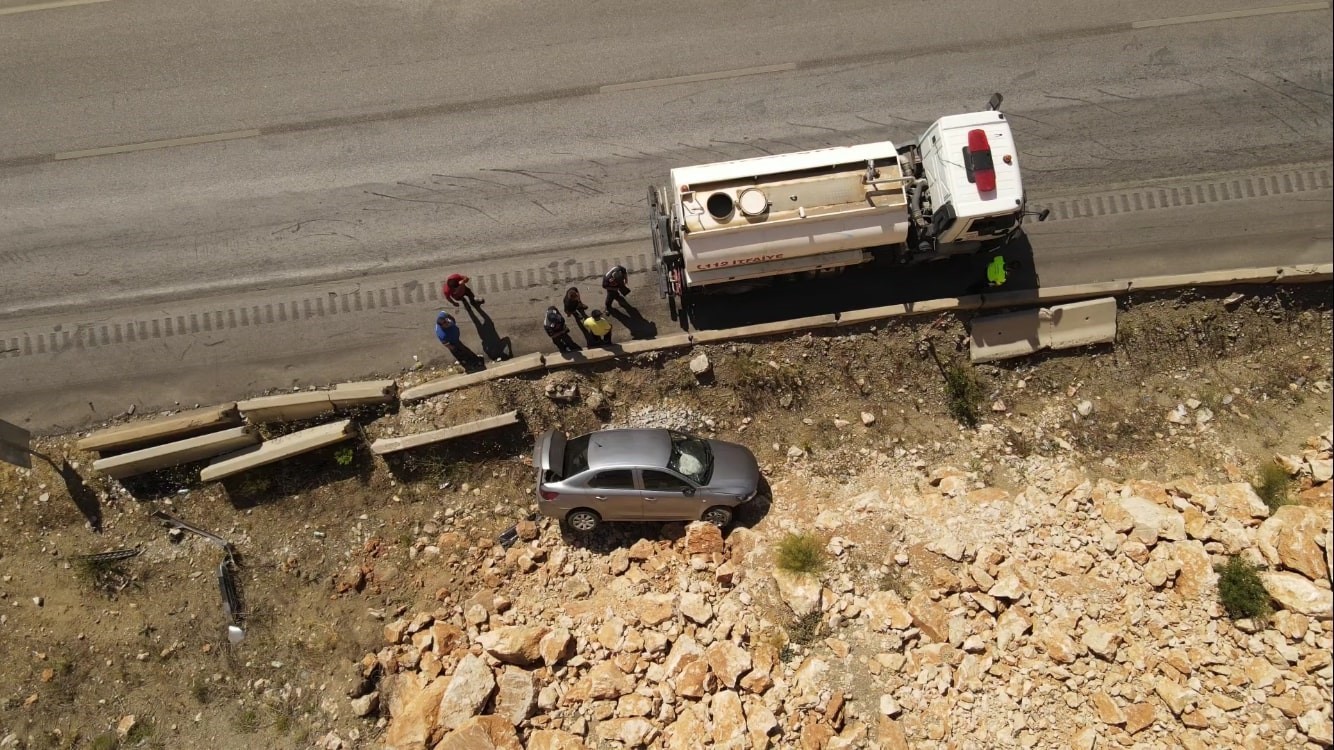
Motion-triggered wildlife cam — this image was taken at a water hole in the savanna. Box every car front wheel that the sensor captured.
[701,506,733,528]
[566,509,601,533]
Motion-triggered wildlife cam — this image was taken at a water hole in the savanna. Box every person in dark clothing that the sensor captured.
[601,265,632,312]
[563,287,597,345]
[434,311,484,369]
[443,273,484,307]
[543,307,581,353]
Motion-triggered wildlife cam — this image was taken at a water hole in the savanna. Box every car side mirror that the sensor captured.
[683,488,696,497]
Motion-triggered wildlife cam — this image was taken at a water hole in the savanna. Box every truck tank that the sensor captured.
[668,141,912,287]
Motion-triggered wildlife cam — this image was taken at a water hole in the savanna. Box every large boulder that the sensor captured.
[384,676,448,750]
[773,569,823,617]
[438,654,497,732]
[433,715,522,750]
[1262,572,1333,618]
[477,626,550,667]
[1257,505,1330,581]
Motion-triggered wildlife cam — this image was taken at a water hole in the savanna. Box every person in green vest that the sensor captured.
[987,255,1009,288]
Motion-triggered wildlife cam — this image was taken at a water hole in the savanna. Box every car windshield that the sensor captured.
[667,432,712,484]
[563,434,591,478]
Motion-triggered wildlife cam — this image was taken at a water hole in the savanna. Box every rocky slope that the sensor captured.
[325,429,1334,750]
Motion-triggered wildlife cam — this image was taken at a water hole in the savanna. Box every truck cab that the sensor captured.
[915,109,1027,251]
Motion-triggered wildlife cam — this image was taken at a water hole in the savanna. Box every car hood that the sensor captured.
[705,440,760,495]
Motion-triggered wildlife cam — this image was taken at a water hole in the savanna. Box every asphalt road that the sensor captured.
[1,0,1331,432]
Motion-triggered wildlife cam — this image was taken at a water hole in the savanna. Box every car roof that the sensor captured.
[584,428,672,472]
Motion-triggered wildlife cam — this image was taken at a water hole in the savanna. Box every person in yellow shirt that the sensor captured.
[583,309,613,346]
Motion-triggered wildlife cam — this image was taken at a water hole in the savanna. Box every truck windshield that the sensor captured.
[667,432,712,484]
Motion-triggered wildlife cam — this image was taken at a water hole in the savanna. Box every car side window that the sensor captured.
[588,469,635,489]
[641,470,692,492]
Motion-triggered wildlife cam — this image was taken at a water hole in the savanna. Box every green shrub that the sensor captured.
[775,532,826,574]
[945,364,983,427]
[334,446,355,466]
[1252,462,1292,512]
[786,610,824,645]
[1215,555,1272,621]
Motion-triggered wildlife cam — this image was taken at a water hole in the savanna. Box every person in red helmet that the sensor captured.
[443,273,484,308]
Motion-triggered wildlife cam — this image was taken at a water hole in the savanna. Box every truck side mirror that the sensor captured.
[987,93,1004,111]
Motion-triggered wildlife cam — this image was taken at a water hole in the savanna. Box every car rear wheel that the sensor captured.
[701,506,733,528]
[566,509,601,533]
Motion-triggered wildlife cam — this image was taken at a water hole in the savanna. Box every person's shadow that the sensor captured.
[607,304,658,341]
[463,300,513,361]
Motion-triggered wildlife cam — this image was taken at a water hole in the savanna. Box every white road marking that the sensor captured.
[1132,1,1328,28]
[0,0,111,16]
[53,129,262,161]
[600,63,797,94]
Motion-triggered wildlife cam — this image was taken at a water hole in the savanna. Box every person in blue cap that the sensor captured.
[434,311,484,369]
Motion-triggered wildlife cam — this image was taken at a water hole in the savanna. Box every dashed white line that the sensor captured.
[53,130,262,161]
[0,0,111,16]
[600,63,797,94]
[1132,1,1328,28]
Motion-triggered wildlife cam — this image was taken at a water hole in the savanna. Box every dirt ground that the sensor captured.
[0,283,1329,750]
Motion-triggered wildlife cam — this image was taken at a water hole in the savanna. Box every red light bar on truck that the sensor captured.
[966,129,996,194]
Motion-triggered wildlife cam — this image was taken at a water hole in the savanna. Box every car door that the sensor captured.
[638,468,703,521]
[581,469,642,521]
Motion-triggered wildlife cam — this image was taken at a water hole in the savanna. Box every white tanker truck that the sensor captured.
[647,94,1048,323]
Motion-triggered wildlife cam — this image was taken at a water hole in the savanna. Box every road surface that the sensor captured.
[1,0,1330,432]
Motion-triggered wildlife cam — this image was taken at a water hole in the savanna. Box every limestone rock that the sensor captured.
[1143,559,1182,588]
[494,667,536,726]
[1069,726,1097,750]
[679,592,714,625]
[478,625,550,667]
[665,705,709,750]
[864,591,913,631]
[1118,496,1186,545]
[526,730,589,750]
[710,690,747,748]
[384,676,448,750]
[1212,483,1270,524]
[907,591,950,643]
[638,594,676,627]
[350,691,379,718]
[861,411,876,426]
[685,522,724,556]
[1262,571,1333,618]
[987,573,1025,600]
[689,354,712,376]
[1154,677,1198,716]
[1091,691,1125,725]
[995,606,1032,651]
[1081,625,1121,660]
[774,569,823,617]
[705,640,753,689]
[1257,505,1330,580]
[434,715,522,750]
[929,531,966,562]
[585,661,633,700]
[539,628,575,666]
[438,654,497,732]
[595,718,655,747]
[1124,702,1156,735]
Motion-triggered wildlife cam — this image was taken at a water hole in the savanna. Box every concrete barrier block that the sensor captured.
[370,411,521,455]
[1044,297,1118,350]
[92,426,260,479]
[238,391,335,424]
[201,420,356,483]
[835,304,911,327]
[76,404,242,454]
[542,348,619,371]
[970,309,1044,363]
[1130,269,1278,291]
[400,353,548,401]
[330,379,398,408]
[616,333,694,355]
[914,296,982,314]
[1276,263,1334,283]
[690,314,840,344]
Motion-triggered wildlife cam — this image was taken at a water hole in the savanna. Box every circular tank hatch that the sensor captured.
[738,188,768,217]
[705,192,735,220]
